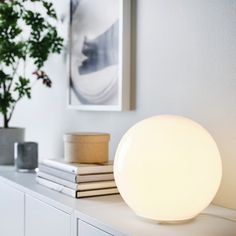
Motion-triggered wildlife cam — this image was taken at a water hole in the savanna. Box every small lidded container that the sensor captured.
[63,132,110,163]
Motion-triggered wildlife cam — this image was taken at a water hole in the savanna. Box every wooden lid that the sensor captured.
[64,132,110,143]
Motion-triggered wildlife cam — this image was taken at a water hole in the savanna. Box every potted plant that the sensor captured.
[0,0,63,164]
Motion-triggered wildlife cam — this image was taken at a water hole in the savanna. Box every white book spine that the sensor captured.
[37,177,119,198]
[36,177,76,197]
[37,172,77,189]
[37,172,116,190]
[42,159,114,175]
[43,159,78,174]
[39,164,77,182]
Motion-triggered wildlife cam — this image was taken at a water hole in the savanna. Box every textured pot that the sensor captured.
[0,128,25,165]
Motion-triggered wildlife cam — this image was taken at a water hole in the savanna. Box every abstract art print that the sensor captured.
[69,0,131,111]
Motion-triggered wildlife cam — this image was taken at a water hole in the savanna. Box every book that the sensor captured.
[36,177,119,198]
[42,159,114,174]
[37,172,116,190]
[38,164,114,183]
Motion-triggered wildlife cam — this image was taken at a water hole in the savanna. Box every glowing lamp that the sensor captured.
[114,115,222,222]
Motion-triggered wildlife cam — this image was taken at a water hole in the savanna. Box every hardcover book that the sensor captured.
[38,164,114,183]
[37,172,116,190]
[42,159,114,174]
[36,176,119,198]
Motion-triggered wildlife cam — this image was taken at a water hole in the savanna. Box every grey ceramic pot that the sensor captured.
[0,128,25,165]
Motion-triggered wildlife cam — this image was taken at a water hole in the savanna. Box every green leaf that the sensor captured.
[0,70,11,85]
[0,40,26,65]
[43,1,57,19]
[14,77,31,99]
[0,91,15,115]
[23,10,46,32]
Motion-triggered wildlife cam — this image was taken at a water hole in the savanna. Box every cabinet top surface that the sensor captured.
[0,168,236,236]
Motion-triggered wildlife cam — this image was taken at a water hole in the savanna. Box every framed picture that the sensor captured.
[68,0,131,111]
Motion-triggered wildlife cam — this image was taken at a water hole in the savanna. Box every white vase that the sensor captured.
[0,128,25,165]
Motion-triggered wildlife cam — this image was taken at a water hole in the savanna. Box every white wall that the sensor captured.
[11,0,236,209]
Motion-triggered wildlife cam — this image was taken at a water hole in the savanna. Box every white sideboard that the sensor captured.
[0,167,236,236]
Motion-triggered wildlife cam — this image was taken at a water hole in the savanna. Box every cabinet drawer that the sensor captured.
[25,195,71,236]
[78,220,112,236]
[0,181,24,236]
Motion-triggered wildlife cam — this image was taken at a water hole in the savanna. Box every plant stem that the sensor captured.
[7,99,19,127]
[3,113,8,128]
[7,59,20,92]
[2,78,9,128]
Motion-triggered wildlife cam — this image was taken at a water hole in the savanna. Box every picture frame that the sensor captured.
[68,0,131,111]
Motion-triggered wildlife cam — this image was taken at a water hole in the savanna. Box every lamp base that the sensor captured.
[156,218,196,224]
[135,211,197,224]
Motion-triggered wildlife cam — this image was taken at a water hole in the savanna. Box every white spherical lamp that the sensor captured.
[114,115,222,222]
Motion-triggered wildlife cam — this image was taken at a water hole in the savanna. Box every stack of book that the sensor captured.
[37,159,119,198]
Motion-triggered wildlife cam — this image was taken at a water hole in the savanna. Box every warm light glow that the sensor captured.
[114,115,222,222]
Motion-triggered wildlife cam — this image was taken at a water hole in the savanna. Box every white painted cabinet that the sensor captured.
[1,170,236,236]
[0,181,24,236]
[25,195,71,236]
[78,220,112,236]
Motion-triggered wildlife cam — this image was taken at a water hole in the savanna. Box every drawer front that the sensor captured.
[25,195,71,236]
[78,220,112,236]
[0,181,24,236]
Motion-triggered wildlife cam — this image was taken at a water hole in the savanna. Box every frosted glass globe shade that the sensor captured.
[114,115,222,222]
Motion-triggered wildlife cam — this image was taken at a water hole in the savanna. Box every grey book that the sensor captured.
[37,171,116,190]
[42,159,114,174]
[36,176,119,198]
[38,164,114,183]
